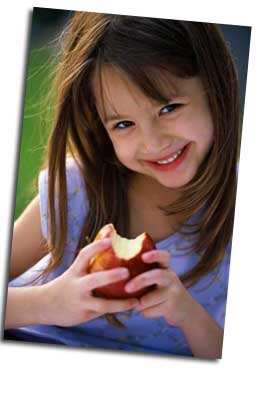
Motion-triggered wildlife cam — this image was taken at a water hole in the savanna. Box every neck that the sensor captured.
[127,174,181,241]
[128,173,180,209]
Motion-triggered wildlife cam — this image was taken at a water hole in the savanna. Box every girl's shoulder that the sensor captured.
[38,157,89,240]
[38,156,85,191]
[65,156,86,189]
[64,156,89,211]
[38,157,87,197]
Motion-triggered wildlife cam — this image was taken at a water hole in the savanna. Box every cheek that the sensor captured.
[111,139,136,166]
[189,109,214,149]
[196,126,214,160]
[203,117,214,149]
[199,103,214,146]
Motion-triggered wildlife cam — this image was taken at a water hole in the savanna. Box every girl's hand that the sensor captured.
[40,239,139,327]
[124,250,224,359]
[124,249,192,327]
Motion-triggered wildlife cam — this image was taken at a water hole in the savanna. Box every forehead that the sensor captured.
[92,65,200,118]
[93,66,146,108]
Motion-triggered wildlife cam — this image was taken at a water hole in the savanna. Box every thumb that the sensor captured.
[72,238,112,274]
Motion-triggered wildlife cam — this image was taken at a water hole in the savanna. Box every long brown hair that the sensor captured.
[38,12,240,287]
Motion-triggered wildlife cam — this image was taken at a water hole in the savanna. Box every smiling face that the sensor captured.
[93,66,214,190]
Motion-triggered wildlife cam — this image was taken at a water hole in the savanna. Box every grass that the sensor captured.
[14,43,56,219]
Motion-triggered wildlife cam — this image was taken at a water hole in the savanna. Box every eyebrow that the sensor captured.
[104,113,130,124]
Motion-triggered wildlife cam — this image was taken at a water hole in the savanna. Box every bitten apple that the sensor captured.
[87,223,160,299]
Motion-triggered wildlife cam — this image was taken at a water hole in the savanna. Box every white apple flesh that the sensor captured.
[87,224,160,299]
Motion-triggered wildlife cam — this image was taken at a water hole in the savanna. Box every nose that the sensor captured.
[139,121,173,155]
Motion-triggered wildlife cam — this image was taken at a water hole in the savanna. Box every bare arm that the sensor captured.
[5,286,49,329]
[9,195,48,281]
[178,295,224,359]
[5,240,139,330]
[5,195,49,329]
[123,249,224,359]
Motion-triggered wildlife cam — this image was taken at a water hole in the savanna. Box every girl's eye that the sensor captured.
[114,121,134,130]
[160,103,183,115]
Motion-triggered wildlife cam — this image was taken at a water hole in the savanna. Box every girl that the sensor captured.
[4,11,240,359]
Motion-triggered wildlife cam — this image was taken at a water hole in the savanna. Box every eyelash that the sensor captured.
[114,121,134,130]
[113,103,183,130]
[160,103,182,114]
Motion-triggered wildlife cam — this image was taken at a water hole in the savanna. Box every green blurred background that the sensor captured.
[14,8,71,219]
[14,7,251,220]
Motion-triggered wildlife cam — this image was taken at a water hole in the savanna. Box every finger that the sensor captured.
[88,296,139,314]
[136,287,168,311]
[84,267,130,291]
[83,309,103,321]
[72,238,112,274]
[141,249,170,268]
[139,302,166,319]
[124,268,172,293]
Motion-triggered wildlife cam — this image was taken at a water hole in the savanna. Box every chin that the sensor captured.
[87,223,161,299]
[156,173,194,190]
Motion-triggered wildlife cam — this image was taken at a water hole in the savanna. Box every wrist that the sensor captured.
[37,281,57,325]
[5,286,52,329]
[23,284,53,326]
[170,288,198,329]
[174,291,224,359]
[178,292,204,330]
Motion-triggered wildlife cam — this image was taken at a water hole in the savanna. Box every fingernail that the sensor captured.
[120,268,129,278]
[125,283,134,292]
[102,238,112,245]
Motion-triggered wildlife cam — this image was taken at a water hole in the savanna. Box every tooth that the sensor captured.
[156,149,182,164]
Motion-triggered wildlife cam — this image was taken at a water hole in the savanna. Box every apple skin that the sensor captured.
[87,224,160,299]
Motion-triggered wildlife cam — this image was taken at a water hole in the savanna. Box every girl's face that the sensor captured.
[94,67,214,189]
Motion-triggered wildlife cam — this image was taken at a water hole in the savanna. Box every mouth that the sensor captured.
[143,143,191,171]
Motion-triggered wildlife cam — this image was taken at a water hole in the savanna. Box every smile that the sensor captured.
[155,149,183,164]
[144,143,191,171]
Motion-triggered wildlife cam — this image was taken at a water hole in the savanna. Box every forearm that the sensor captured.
[178,295,224,359]
[5,286,48,329]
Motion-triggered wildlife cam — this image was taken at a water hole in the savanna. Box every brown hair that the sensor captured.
[38,12,240,287]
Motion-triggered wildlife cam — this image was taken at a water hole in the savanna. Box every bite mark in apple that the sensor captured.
[87,224,161,299]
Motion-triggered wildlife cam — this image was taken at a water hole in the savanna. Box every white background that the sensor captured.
[0,0,266,399]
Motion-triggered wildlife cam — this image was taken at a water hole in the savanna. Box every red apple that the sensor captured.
[87,223,160,299]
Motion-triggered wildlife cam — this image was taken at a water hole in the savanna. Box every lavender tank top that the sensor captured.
[9,158,232,357]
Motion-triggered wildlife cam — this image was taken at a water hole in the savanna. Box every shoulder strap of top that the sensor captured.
[38,157,89,241]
